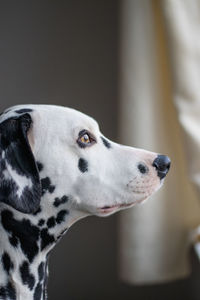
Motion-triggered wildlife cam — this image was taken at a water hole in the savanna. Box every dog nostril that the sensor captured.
[138,163,149,174]
[153,155,171,179]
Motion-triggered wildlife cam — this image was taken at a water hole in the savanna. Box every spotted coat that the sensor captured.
[0,105,170,299]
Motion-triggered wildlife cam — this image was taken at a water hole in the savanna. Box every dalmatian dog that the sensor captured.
[0,105,170,300]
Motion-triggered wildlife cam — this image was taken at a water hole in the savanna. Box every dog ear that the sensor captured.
[0,113,41,213]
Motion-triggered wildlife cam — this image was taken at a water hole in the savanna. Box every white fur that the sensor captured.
[6,104,162,218]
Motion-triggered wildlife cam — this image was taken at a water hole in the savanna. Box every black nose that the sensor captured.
[152,155,171,180]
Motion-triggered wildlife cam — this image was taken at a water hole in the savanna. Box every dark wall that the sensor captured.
[0,0,118,138]
[0,1,200,300]
[0,1,119,299]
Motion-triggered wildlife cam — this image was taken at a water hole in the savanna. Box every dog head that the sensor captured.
[0,105,170,218]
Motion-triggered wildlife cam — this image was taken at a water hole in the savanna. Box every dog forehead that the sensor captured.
[0,105,99,131]
[35,107,100,137]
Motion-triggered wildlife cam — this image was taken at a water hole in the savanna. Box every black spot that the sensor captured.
[40,228,55,251]
[6,281,16,300]
[49,185,55,193]
[15,108,33,114]
[0,287,6,298]
[38,262,45,282]
[36,162,43,172]
[1,210,39,262]
[138,163,148,174]
[101,137,111,149]
[20,261,35,291]
[32,206,42,216]
[56,210,68,224]
[9,235,18,248]
[0,282,16,300]
[2,252,14,275]
[34,283,42,300]
[53,195,68,207]
[38,219,45,227]
[41,177,55,196]
[47,217,56,228]
[0,158,6,172]
[78,158,88,173]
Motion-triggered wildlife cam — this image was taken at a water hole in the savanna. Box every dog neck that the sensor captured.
[0,196,87,300]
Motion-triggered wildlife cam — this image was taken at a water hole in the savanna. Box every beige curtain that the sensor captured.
[162,0,200,259]
[118,0,200,284]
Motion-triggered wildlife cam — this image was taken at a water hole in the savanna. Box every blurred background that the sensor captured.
[1,0,200,299]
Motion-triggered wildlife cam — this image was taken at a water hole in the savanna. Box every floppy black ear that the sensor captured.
[0,113,41,213]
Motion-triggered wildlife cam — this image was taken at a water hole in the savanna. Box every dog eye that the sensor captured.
[77,130,96,148]
[80,134,90,144]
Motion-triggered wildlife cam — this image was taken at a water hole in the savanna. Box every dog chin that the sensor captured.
[85,188,160,217]
[96,192,161,216]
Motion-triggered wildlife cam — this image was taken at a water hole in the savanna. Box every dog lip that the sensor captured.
[99,205,119,214]
[99,202,134,213]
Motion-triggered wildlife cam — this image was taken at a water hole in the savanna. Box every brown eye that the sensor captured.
[77,130,96,148]
[80,134,90,144]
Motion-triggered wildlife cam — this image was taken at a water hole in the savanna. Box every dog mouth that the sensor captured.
[99,202,134,214]
[98,194,152,214]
